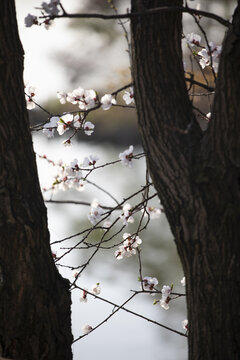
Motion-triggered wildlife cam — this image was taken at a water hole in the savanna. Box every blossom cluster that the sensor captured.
[79,283,101,303]
[115,233,142,260]
[57,87,118,112]
[25,84,37,110]
[24,1,60,29]
[88,199,105,225]
[186,33,222,72]
[160,285,172,310]
[120,203,134,225]
[43,114,94,138]
[44,156,99,192]
[57,87,98,111]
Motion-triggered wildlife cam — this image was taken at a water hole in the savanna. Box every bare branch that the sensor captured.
[39,6,230,27]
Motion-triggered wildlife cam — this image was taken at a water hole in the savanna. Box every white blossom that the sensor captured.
[82,154,99,167]
[79,89,97,111]
[67,87,97,110]
[100,94,117,110]
[160,285,172,310]
[88,199,104,225]
[25,86,37,110]
[142,206,162,219]
[143,276,159,292]
[82,324,93,335]
[182,319,188,330]
[73,114,83,128]
[119,145,134,168]
[181,276,186,287]
[43,116,59,138]
[57,114,73,135]
[123,87,135,105]
[206,112,211,120]
[24,14,38,27]
[67,87,85,104]
[57,91,67,104]
[91,283,101,296]
[160,299,170,310]
[198,42,222,72]
[120,203,134,225]
[80,289,88,303]
[115,233,142,260]
[186,33,201,47]
[41,0,60,15]
[84,121,95,136]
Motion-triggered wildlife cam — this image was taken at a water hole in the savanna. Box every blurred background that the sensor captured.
[15,1,237,359]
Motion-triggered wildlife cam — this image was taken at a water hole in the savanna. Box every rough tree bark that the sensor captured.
[131,0,240,359]
[0,2,72,359]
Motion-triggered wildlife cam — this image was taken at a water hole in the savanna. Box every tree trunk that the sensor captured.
[131,0,240,359]
[0,2,72,359]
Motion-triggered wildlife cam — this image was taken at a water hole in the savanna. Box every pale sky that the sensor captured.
[15,0,130,103]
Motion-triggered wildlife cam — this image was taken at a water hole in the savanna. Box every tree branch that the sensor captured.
[39,6,230,27]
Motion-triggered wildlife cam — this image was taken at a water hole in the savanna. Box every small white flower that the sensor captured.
[57,91,67,104]
[42,1,60,15]
[206,112,211,120]
[120,203,134,225]
[114,245,125,260]
[57,114,73,135]
[67,87,85,104]
[143,276,158,291]
[24,14,38,27]
[84,121,95,136]
[123,87,135,105]
[186,33,201,47]
[80,289,88,303]
[68,158,80,173]
[57,121,68,136]
[100,94,117,110]
[25,86,37,110]
[82,324,93,335]
[181,277,186,287]
[79,89,97,111]
[182,319,188,330]
[142,206,162,219]
[115,233,142,260]
[43,116,59,138]
[66,88,97,110]
[160,299,170,310]
[91,283,101,296]
[73,114,83,128]
[198,42,222,72]
[119,145,134,168]
[88,199,104,225]
[82,154,99,167]
[160,285,172,310]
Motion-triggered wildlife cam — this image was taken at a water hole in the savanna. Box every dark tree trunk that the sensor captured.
[131,0,240,359]
[0,2,72,359]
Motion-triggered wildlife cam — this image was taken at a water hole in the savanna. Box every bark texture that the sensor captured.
[0,2,72,359]
[131,0,240,359]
